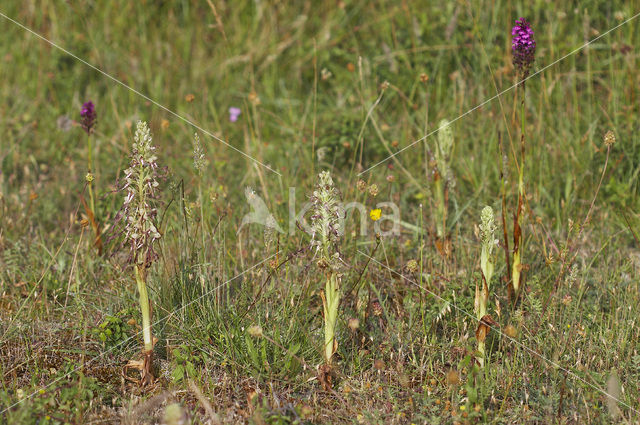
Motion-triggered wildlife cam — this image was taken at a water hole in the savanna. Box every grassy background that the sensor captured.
[1,0,639,423]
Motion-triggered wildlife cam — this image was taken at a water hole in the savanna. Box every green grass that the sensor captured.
[1,0,639,423]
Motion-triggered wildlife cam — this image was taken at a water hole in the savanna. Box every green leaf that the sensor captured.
[172,365,185,382]
[186,361,196,378]
[467,385,478,404]
[245,333,260,369]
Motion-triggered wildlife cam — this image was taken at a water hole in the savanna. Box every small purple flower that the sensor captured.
[511,18,536,75]
[229,107,241,123]
[80,101,97,134]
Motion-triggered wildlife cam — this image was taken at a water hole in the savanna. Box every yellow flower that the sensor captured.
[370,208,382,221]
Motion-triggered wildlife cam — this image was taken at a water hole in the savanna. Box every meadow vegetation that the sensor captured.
[1,1,639,423]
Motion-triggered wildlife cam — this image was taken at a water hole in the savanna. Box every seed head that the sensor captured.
[435,119,454,183]
[504,324,517,338]
[347,318,360,331]
[406,259,418,274]
[247,325,263,338]
[192,133,206,175]
[566,263,580,286]
[604,130,616,148]
[501,153,509,181]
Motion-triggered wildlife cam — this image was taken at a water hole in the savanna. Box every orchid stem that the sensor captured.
[135,264,153,353]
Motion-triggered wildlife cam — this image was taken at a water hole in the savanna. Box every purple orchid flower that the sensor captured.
[80,101,97,134]
[511,18,536,75]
